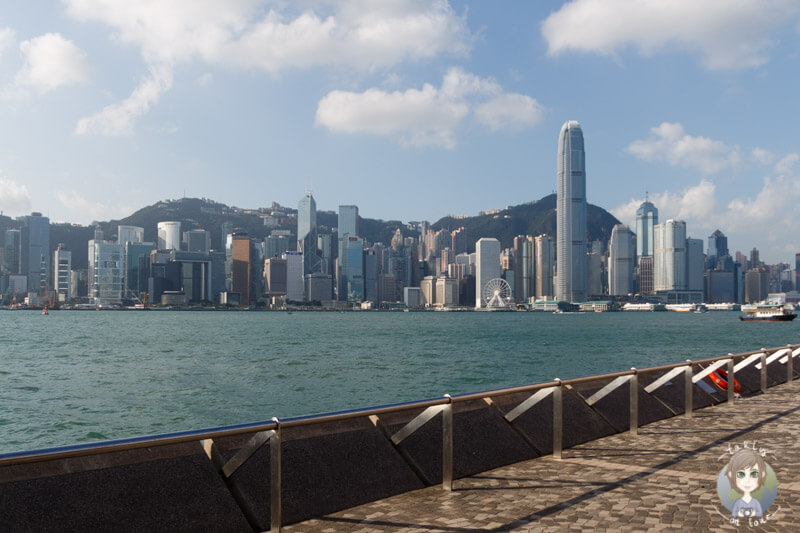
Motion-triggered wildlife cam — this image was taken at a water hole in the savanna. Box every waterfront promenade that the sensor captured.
[285,379,800,532]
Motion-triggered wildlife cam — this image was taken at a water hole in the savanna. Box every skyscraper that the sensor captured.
[20,212,50,294]
[653,220,687,292]
[475,237,501,308]
[157,221,181,251]
[556,120,587,302]
[707,229,728,269]
[635,200,658,258]
[298,192,321,275]
[608,224,633,296]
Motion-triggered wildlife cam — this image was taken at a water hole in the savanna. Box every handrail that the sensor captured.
[2,343,798,468]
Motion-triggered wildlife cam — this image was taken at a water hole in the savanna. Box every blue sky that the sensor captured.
[0,1,799,264]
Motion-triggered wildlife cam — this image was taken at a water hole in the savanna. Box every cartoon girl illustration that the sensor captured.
[725,448,767,518]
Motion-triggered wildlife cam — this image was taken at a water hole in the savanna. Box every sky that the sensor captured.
[0,1,799,264]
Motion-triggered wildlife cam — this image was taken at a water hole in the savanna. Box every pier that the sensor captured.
[1,344,799,531]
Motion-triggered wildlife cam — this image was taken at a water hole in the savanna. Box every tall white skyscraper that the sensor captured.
[556,120,587,302]
[635,200,658,258]
[653,219,687,291]
[608,224,633,296]
[475,237,501,308]
[157,221,181,251]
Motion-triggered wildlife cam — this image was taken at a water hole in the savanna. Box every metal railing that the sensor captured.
[2,343,799,532]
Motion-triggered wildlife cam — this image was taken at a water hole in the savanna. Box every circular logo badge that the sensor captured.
[717,447,778,523]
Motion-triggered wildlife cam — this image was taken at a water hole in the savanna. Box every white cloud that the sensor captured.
[613,166,800,263]
[627,122,740,175]
[74,65,172,136]
[752,147,777,166]
[65,0,472,134]
[0,27,14,56]
[14,33,90,93]
[541,0,799,70]
[315,67,544,148]
[775,153,799,175]
[55,188,122,221]
[0,175,32,215]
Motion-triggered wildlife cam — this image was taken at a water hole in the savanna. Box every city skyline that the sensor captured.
[0,2,799,264]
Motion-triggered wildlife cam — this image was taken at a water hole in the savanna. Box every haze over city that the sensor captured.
[1,2,799,263]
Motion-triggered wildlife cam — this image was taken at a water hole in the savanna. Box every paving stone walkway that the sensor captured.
[284,379,800,532]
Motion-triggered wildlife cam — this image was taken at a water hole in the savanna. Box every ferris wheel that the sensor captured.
[482,278,512,308]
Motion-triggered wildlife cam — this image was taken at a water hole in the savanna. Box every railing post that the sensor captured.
[684,362,693,418]
[727,358,735,403]
[442,394,453,491]
[629,368,638,436]
[270,417,281,533]
[553,379,562,459]
[761,352,767,393]
[788,345,794,383]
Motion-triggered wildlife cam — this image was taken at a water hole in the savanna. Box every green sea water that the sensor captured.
[1,309,797,453]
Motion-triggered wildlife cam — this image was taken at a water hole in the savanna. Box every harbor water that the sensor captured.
[1,309,798,453]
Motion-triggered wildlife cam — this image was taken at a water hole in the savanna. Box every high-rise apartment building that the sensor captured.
[608,224,633,296]
[556,120,587,302]
[157,221,181,251]
[653,220,687,292]
[475,237,501,308]
[635,200,658,258]
[513,235,534,303]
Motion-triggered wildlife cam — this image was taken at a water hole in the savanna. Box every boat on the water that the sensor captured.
[739,301,797,322]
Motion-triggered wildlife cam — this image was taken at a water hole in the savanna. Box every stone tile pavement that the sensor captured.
[283,379,800,532]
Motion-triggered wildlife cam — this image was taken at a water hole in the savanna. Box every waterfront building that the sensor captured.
[653,220,687,292]
[534,234,554,299]
[706,269,736,303]
[283,251,303,302]
[125,242,156,296]
[377,273,398,303]
[157,221,181,251]
[436,277,459,307]
[220,222,233,251]
[298,193,321,275]
[117,225,144,245]
[796,253,800,290]
[475,237,501,308]
[635,200,658,258]
[317,233,333,275]
[4,229,20,274]
[20,212,50,294]
[88,239,124,306]
[341,236,364,302]
[231,234,253,306]
[53,245,71,303]
[305,273,333,302]
[404,286,421,308]
[686,238,704,292]
[638,256,654,294]
[6,275,27,297]
[183,229,211,253]
[556,120,587,302]
[608,224,633,296]
[364,248,378,303]
[337,205,359,298]
[587,253,604,297]
[440,247,455,275]
[513,236,534,303]
[264,257,287,298]
[420,276,435,306]
[745,268,769,303]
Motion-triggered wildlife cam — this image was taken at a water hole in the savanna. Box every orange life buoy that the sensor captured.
[708,368,741,393]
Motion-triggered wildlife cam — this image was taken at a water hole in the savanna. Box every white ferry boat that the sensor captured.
[739,301,797,322]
